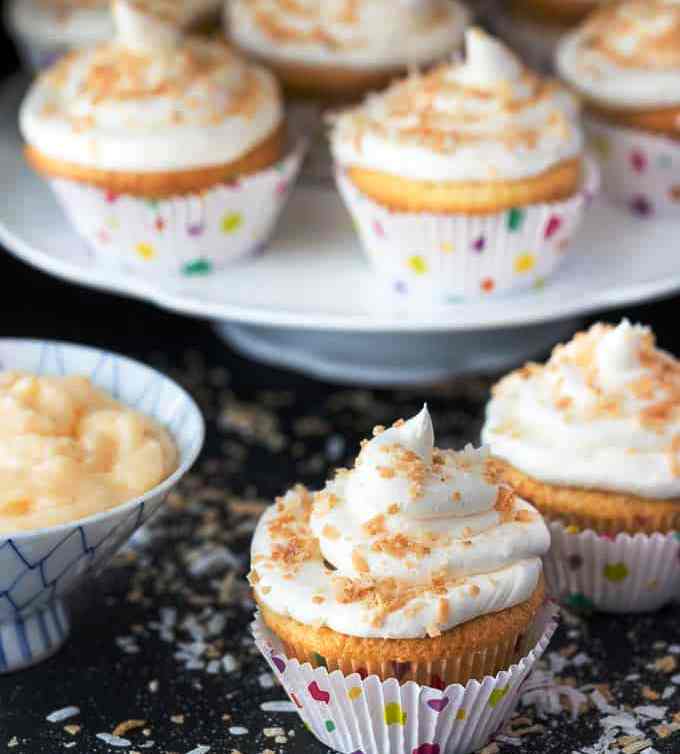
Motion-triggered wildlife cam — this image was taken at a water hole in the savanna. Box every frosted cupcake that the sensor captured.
[20,0,303,276]
[251,407,556,754]
[330,28,595,301]
[483,321,680,613]
[226,0,469,103]
[6,0,113,70]
[6,0,224,71]
[557,0,680,215]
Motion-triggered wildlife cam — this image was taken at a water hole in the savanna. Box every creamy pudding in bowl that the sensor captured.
[0,371,178,533]
[0,340,204,673]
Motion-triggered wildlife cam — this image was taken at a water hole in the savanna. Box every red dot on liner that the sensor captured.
[630,149,647,174]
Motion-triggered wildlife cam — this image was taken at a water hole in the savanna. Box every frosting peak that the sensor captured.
[251,409,549,639]
[113,0,183,52]
[483,321,680,498]
[451,27,523,90]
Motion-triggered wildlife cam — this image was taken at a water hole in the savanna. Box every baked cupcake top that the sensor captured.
[19,0,283,173]
[8,0,113,47]
[557,0,680,110]
[250,406,549,639]
[227,0,469,71]
[330,27,582,182]
[483,321,680,499]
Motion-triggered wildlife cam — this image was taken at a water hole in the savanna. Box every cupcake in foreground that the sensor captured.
[557,1,680,216]
[19,0,303,277]
[6,0,113,71]
[330,27,595,301]
[226,0,470,103]
[483,320,680,613]
[486,0,609,73]
[251,407,555,754]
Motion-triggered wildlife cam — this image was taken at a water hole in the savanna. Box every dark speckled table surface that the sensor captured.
[2,21,680,752]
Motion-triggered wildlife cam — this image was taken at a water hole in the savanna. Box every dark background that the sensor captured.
[2,19,680,754]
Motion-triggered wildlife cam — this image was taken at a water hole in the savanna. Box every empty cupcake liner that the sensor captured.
[46,141,306,278]
[252,604,558,754]
[335,159,598,301]
[586,117,680,217]
[544,520,680,614]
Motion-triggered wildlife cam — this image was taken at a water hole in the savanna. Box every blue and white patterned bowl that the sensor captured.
[0,340,205,673]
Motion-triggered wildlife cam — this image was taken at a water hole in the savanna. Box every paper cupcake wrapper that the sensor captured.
[47,142,305,278]
[251,604,558,754]
[544,520,680,614]
[586,117,680,217]
[335,159,598,301]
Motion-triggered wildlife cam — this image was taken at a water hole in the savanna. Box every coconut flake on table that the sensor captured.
[46,707,80,723]
[260,700,297,713]
[96,733,131,747]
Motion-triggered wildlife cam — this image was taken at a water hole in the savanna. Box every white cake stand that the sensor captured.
[2,76,679,384]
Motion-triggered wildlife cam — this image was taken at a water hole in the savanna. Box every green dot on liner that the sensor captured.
[325,720,335,732]
[507,207,525,232]
[311,651,327,668]
[566,593,595,612]
[182,259,213,276]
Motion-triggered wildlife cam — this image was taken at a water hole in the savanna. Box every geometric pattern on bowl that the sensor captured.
[0,340,204,672]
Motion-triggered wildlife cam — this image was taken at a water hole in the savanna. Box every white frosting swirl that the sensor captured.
[19,0,282,173]
[330,27,583,182]
[557,1,680,109]
[483,321,680,499]
[8,0,113,48]
[8,0,221,48]
[251,406,549,639]
[227,0,469,70]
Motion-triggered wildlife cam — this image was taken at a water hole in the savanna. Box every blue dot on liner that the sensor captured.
[394,281,408,294]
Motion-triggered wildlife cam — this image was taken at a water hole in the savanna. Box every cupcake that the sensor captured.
[227,0,469,184]
[19,0,303,277]
[5,0,224,71]
[330,28,595,301]
[483,320,680,613]
[251,407,556,754]
[226,0,470,103]
[557,0,680,216]
[6,0,113,70]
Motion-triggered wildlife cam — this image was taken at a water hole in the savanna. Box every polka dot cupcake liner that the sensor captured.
[544,520,680,614]
[46,140,306,278]
[335,159,598,302]
[251,604,558,754]
[587,117,680,217]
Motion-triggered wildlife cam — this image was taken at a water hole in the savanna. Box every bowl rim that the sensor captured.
[0,337,205,542]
